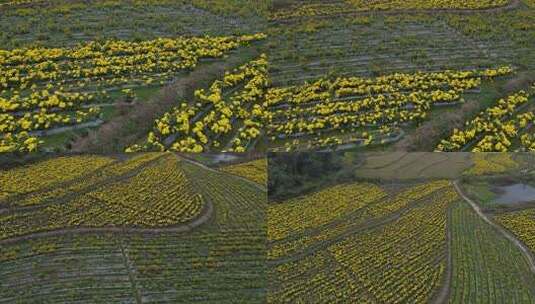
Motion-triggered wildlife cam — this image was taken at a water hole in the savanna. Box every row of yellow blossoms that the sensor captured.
[128,61,513,153]
[220,158,267,186]
[464,153,518,175]
[0,0,39,6]
[0,33,267,153]
[127,54,270,153]
[495,209,535,255]
[266,66,512,151]
[270,0,510,20]
[0,155,114,201]
[0,34,266,95]
[268,180,450,259]
[2,153,162,208]
[0,106,100,152]
[436,85,535,152]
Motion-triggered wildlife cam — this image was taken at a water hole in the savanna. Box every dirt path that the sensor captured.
[28,119,104,137]
[453,180,535,275]
[118,239,143,304]
[273,0,522,23]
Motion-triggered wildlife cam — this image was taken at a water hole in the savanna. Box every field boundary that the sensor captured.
[179,154,267,192]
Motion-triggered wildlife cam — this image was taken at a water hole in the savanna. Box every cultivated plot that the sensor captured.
[1,0,534,154]
[267,152,535,303]
[0,153,267,303]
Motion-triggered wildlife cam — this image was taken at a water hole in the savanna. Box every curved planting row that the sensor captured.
[0,154,207,241]
[0,153,267,303]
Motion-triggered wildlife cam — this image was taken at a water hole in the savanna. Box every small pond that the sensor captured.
[492,183,535,205]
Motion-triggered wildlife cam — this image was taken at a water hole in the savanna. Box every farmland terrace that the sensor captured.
[0,0,533,153]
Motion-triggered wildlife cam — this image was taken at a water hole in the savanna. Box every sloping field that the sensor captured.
[268,175,535,303]
[0,153,267,303]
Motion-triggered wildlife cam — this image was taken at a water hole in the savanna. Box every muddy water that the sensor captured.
[493,184,535,205]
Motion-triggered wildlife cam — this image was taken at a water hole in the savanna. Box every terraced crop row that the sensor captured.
[0,234,139,303]
[495,209,535,254]
[0,155,114,200]
[0,154,206,240]
[0,154,267,303]
[268,15,509,85]
[3,153,163,208]
[266,67,511,151]
[126,52,513,152]
[0,33,266,152]
[444,8,535,70]
[128,54,270,153]
[268,180,451,260]
[1,1,265,49]
[270,0,512,20]
[268,182,386,241]
[463,153,518,175]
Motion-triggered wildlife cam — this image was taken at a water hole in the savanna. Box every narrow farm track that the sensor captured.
[118,239,143,304]
[179,155,267,192]
[273,0,522,23]
[453,180,535,275]
[28,119,104,137]
[432,205,454,304]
